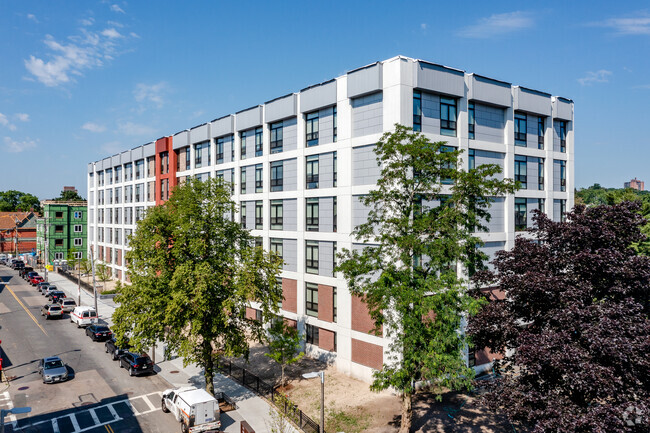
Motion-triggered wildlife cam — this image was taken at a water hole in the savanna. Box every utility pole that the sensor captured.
[77,255,81,306]
[90,247,98,313]
[44,213,49,282]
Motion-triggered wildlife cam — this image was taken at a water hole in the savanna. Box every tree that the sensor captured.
[337,125,517,433]
[468,202,650,433]
[0,190,41,213]
[54,189,85,202]
[96,263,112,286]
[112,177,282,395]
[265,320,304,387]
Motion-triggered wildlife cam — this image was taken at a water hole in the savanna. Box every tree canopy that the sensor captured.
[112,177,282,394]
[468,202,650,432]
[0,190,41,213]
[53,189,85,202]
[337,124,517,433]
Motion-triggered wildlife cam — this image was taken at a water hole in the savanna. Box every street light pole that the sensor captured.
[77,255,81,306]
[302,371,325,433]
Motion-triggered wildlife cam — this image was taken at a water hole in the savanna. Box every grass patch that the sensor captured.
[326,408,371,433]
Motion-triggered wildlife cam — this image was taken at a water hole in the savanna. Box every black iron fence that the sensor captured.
[215,357,321,433]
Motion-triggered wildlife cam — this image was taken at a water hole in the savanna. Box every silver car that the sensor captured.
[59,298,77,313]
[41,304,62,319]
[38,356,69,383]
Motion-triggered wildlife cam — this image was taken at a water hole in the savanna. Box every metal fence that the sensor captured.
[215,358,322,433]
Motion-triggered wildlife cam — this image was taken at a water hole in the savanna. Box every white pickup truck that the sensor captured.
[161,386,221,433]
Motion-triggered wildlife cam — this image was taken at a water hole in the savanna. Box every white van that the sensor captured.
[70,306,98,328]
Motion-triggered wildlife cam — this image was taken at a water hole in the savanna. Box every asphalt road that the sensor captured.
[0,266,179,433]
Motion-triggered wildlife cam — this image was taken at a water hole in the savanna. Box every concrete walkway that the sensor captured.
[45,271,297,433]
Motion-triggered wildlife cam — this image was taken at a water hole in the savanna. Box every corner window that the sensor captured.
[306,112,319,146]
[333,106,337,142]
[538,159,545,190]
[305,283,319,317]
[270,200,283,230]
[515,113,527,145]
[560,160,566,192]
[240,202,246,227]
[559,121,567,153]
[413,90,422,132]
[270,161,283,192]
[333,151,337,188]
[306,241,319,274]
[306,156,319,189]
[538,117,545,149]
[515,198,527,232]
[440,97,457,136]
[468,149,475,170]
[255,127,263,157]
[468,102,475,139]
[514,155,527,189]
[306,198,319,232]
[240,131,247,160]
[270,122,283,153]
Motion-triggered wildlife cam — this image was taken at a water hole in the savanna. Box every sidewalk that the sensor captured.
[46,272,296,433]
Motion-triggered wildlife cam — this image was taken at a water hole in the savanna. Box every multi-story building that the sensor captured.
[37,201,88,266]
[87,55,574,381]
[0,212,38,255]
[624,178,644,191]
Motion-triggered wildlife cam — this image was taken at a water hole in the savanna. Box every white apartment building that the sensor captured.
[87,55,574,381]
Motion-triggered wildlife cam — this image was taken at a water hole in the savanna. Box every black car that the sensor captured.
[24,271,38,281]
[85,325,113,341]
[19,267,34,278]
[119,351,154,376]
[48,290,66,302]
[105,337,131,360]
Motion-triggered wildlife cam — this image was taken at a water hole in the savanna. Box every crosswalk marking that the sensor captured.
[141,394,157,412]
[89,408,101,425]
[106,404,121,421]
[69,413,80,432]
[52,418,60,433]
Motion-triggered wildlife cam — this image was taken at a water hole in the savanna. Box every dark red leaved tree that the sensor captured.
[468,202,650,433]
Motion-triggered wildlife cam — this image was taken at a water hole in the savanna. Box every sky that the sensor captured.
[1,1,649,200]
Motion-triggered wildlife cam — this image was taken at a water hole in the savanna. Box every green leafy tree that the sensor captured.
[337,125,517,433]
[54,189,85,202]
[96,263,112,286]
[265,320,304,387]
[0,190,41,213]
[112,177,282,395]
[79,258,92,275]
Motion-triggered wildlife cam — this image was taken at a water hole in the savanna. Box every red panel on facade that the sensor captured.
[282,278,297,313]
[351,295,382,336]
[317,284,334,322]
[319,328,335,351]
[351,338,383,370]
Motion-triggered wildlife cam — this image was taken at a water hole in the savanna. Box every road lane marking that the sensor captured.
[3,284,48,336]
[69,413,81,432]
[106,404,121,421]
[124,399,139,415]
[141,394,157,411]
[52,418,60,433]
[89,408,100,425]
[105,424,115,433]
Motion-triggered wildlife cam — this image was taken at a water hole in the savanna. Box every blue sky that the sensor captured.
[1,1,649,199]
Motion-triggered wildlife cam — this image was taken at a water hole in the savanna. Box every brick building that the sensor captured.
[0,212,38,255]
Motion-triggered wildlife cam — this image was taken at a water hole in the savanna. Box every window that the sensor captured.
[413,90,422,132]
[55,225,64,233]
[55,239,63,247]
[240,168,246,194]
[216,138,225,164]
[74,238,82,247]
[74,225,82,233]
[255,200,263,229]
[255,164,263,193]
[333,287,337,322]
[305,283,319,317]
[559,199,567,222]
[115,187,121,204]
[255,127,263,157]
[306,112,319,146]
[306,324,319,345]
[135,184,142,202]
[106,168,113,185]
[137,159,146,178]
[194,141,210,168]
[114,166,122,184]
[538,198,545,215]
[468,346,476,367]
[270,122,283,153]
[147,156,155,177]
[240,131,248,160]
[270,161,283,192]
[270,238,283,260]
[468,102,475,139]
[270,200,283,230]
[515,155,527,189]
[333,106,337,142]
[515,198,527,231]
[54,252,63,259]
[306,156,319,189]
[306,241,319,274]
[560,160,566,192]
[55,211,63,218]
[254,237,263,248]
[333,197,337,232]
[515,113,527,144]
[333,151,337,187]
[74,251,83,259]
[538,117,545,149]
[440,97,457,136]
[539,159,545,190]
[440,145,455,185]
[468,149,475,170]
[74,211,82,219]
[135,206,145,222]
[559,121,567,152]
[124,162,133,181]
[306,198,319,231]
[240,202,246,227]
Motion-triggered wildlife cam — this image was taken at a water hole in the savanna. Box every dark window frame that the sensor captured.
[255,164,263,193]
[306,324,319,345]
[515,197,527,231]
[306,155,319,189]
[240,168,246,194]
[306,198,319,231]
[270,161,283,192]
[515,155,528,189]
[515,112,527,144]
[306,112,319,146]
[255,200,263,229]
[270,122,283,153]
[306,241,319,274]
[440,96,457,135]
[305,283,318,317]
[538,117,545,149]
[270,200,283,230]
[413,90,422,132]
[468,102,475,139]
[255,127,263,157]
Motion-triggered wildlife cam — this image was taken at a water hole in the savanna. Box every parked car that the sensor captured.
[41,304,63,320]
[37,281,51,292]
[161,386,220,432]
[49,291,67,303]
[38,356,68,383]
[59,298,77,313]
[20,267,34,279]
[85,324,112,342]
[70,306,98,328]
[43,286,59,297]
[105,336,131,360]
[119,352,154,377]
[29,275,44,286]
[10,260,24,269]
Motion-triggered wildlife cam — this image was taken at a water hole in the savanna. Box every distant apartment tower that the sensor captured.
[37,201,88,266]
[87,55,574,381]
[624,178,644,191]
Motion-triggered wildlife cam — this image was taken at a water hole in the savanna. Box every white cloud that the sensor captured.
[80,18,95,26]
[24,25,132,87]
[133,82,168,108]
[578,70,612,86]
[101,140,123,155]
[101,28,122,38]
[27,14,39,23]
[0,113,16,131]
[4,137,37,153]
[15,113,30,122]
[82,122,106,132]
[595,13,650,35]
[421,23,427,30]
[111,4,125,13]
[118,121,156,136]
[458,11,534,38]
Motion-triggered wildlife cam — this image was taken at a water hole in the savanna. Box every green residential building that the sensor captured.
[38,200,88,266]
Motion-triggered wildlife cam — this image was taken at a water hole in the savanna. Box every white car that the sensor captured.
[70,306,97,328]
